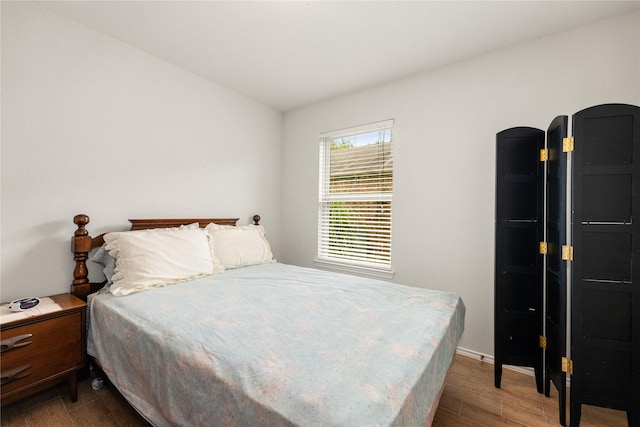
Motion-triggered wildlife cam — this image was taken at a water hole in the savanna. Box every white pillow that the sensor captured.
[205,223,274,269]
[104,226,222,296]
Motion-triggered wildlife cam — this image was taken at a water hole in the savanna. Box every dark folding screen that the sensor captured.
[494,127,544,393]
[570,104,640,427]
[495,104,640,427]
[544,115,568,426]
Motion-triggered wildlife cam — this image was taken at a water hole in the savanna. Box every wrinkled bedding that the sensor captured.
[88,263,465,426]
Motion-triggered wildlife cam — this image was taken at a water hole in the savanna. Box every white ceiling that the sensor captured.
[38,1,640,112]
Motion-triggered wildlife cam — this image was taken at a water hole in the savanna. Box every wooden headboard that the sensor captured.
[70,214,260,301]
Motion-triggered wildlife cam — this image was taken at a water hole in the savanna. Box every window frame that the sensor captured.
[314,119,394,279]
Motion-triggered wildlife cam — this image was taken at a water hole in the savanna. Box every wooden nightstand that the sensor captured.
[0,294,86,406]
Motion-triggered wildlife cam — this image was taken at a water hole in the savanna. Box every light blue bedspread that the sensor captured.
[88,263,465,426]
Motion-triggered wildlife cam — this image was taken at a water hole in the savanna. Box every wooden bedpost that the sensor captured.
[253,215,261,225]
[71,214,92,301]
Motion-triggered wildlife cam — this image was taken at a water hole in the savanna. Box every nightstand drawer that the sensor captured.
[1,312,82,395]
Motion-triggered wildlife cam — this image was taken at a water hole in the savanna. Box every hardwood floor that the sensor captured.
[433,354,628,427]
[0,376,150,427]
[1,354,628,426]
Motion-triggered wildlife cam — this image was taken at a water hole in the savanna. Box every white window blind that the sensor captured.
[317,119,394,275]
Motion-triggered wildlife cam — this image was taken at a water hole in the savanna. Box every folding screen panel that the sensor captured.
[544,115,569,426]
[494,127,545,393]
[570,104,639,427]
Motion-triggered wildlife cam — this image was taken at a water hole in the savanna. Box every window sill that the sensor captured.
[313,259,395,280]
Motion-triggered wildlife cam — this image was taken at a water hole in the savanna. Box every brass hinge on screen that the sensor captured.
[539,336,547,349]
[563,136,574,152]
[540,149,548,162]
[562,245,574,261]
[539,242,548,255]
[562,357,573,374]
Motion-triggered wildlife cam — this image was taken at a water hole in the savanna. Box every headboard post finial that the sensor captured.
[71,214,92,301]
[253,215,261,225]
[73,214,90,236]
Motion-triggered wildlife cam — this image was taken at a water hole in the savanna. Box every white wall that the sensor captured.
[1,2,283,301]
[2,2,639,358]
[281,11,640,356]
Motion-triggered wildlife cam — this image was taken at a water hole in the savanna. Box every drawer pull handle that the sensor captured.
[0,334,33,353]
[1,365,32,385]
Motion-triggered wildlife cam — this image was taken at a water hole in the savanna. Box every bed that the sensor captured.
[70,214,465,427]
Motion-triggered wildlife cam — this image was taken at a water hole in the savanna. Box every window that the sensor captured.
[316,119,394,278]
